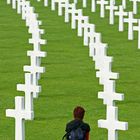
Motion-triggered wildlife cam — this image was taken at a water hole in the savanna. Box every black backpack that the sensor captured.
[62,124,86,140]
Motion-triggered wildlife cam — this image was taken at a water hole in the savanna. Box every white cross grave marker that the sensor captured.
[97,0,109,18]
[89,33,105,59]
[26,14,40,27]
[21,1,30,20]
[106,0,118,24]
[89,33,101,58]
[133,19,140,49]
[71,9,83,29]
[65,3,76,23]
[98,80,124,105]
[51,0,56,10]
[23,51,46,98]
[96,58,119,85]
[83,24,95,46]
[122,0,126,9]
[17,73,41,100]
[17,0,26,14]
[90,34,109,70]
[44,0,48,7]
[7,0,11,4]
[115,5,128,31]
[58,0,69,16]
[98,106,128,140]
[83,0,87,8]
[51,0,66,11]
[77,16,89,37]
[124,12,138,40]
[6,96,34,140]
[12,0,16,9]
[29,30,46,49]
[91,0,96,12]
[74,0,78,3]
[130,0,140,14]
[17,74,33,110]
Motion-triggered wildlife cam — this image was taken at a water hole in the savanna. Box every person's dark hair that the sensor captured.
[73,106,85,120]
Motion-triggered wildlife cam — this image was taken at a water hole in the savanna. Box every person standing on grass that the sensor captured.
[62,106,90,140]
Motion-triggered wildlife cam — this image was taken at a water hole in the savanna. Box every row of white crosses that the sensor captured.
[6,0,46,140]
[51,0,87,9]
[91,0,140,49]
[50,0,128,140]
[92,0,140,15]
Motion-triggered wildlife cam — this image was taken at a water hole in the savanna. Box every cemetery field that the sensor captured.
[0,0,140,140]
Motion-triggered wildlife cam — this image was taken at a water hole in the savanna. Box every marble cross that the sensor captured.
[25,13,39,27]
[89,32,100,58]
[17,0,26,14]
[91,0,96,12]
[98,106,128,140]
[29,30,46,49]
[124,12,138,40]
[23,51,46,97]
[7,0,11,4]
[122,0,126,9]
[83,0,87,8]
[44,0,48,7]
[97,0,109,18]
[115,5,128,31]
[133,19,140,49]
[96,58,119,85]
[12,0,16,9]
[106,0,118,24]
[21,1,32,20]
[58,0,69,16]
[51,0,57,10]
[51,0,66,11]
[98,80,124,106]
[71,9,83,29]
[130,0,140,14]
[17,73,41,101]
[74,0,77,3]
[65,3,76,23]
[6,96,34,140]
[77,16,89,37]
[83,24,95,46]
[90,34,108,70]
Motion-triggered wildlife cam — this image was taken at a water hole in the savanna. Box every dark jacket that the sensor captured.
[66,119,90,138]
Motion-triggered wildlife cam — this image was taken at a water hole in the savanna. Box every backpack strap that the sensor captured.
[62,123,83,140]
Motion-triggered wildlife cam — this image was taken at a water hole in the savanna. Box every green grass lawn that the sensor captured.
[0,0,140,140]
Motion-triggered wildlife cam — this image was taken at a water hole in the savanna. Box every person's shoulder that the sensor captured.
[82,122,90,132]
[66,120,75,127]
[66,120,77,132]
